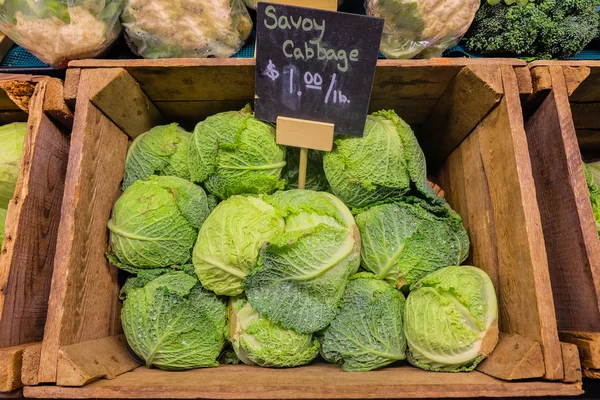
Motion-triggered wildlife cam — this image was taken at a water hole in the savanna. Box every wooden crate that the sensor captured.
[22,59,581,398]
[0,74,72,393]
[523,61,600,380]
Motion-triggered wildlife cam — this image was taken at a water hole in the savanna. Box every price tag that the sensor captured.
[254,2,383,137]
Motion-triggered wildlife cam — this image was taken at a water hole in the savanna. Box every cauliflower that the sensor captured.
[122,0,253,58]
[0,1,123,67]
[366,0,479,59]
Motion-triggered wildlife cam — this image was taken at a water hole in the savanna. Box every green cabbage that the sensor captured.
[320,273,406,371]
[108,175,211,268]
[189,107,286,200]
[122,123,191,190]
[121,269,227,370]
[404,266,499,372]
[323,110,440,209]
[192,195,284,296]
[244,190,360,334]
[355,197,470,288]
[229,297,319,367]
[585,162,600,236]
[0,122,27,210]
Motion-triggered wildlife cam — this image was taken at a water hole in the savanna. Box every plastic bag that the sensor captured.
[365,0,479,59]
[122,0,253,59]
[0,0,124,67]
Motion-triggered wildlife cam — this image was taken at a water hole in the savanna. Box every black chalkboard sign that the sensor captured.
[254,2,384,137]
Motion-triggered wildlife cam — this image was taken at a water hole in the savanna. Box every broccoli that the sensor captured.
[463,0,600,59]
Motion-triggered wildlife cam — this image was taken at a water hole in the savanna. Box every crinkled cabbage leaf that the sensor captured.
[323,110,440,209]
[405,266,499,372]
[189,106,286,200]
[585,162,600,236]
[108,175,210,268]
[355,196,469,288]
[121,270,227,370]
[193,195,284,296]
[283,148,329,192]
[0,122,26,210]
[244,190,360,334]
[320,273,406,371]
[123,123,191,190]
[229,297,319,367]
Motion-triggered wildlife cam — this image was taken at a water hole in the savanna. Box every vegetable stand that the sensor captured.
[0,74,71,393]
[18,58,581,398]
[523,61,600,380]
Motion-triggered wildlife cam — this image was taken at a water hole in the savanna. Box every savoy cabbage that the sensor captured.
[355,197,470,288]
[244,190,360,334]
[108,175,211,268]
[192,195,284,296]
[229,296,319,367]
[405,266,499,372]
[320,273,406,371]
[121,269,227,370]
[323,110,441,209]
[189,107,286,200]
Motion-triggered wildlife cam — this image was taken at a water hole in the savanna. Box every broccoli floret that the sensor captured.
[463,0,600,59]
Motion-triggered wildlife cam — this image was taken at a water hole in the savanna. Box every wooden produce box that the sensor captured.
[0,74,72,394]
[523,61,600,380]
[23,59,581,398]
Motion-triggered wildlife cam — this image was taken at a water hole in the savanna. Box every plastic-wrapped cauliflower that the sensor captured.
[365,0,479,59]
[0,0,123,67]
[122,0,253,58]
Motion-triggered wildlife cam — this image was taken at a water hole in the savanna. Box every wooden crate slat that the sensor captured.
[38,69,128,384]
[0,79,70,348]
[569,67,600,102]
[0,343,36,393]
[23,364,582,399]
[475,66,563,380]
[525,66,600,335]
[578,129,600,158]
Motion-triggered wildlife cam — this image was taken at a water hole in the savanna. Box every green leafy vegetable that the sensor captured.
[244,190,360,334]
[355,197,469,288]
[320,273,406,371]
[463,0,600,59]
[323,110,440,209]
[122,123,191,190]
[108,175,211,268]
[0,122,26,210]
[229,297,319,367]
[192,195,284,296]
[404,266,499,372]
[189,106,286,200]
[121,270,227,370]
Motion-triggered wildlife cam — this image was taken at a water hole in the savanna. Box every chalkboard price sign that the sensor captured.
[254,2,384,137]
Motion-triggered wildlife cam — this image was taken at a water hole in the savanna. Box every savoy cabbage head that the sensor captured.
[122,123,191,190]
[189,107,286,200]
[585,163,600,236]
[244,190,360,334]
[121,269,228,370]
[355,197,469,288]
[283,148,329,192]
[405,266,499,372]
[229,297,319,368]
[323,110,440,209]
[0,122,26,210]
[320,273,406,372]
[108,175,211,268]
[192,195,284,296]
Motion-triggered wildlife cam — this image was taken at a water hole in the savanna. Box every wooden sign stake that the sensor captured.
[276,116,334,189]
